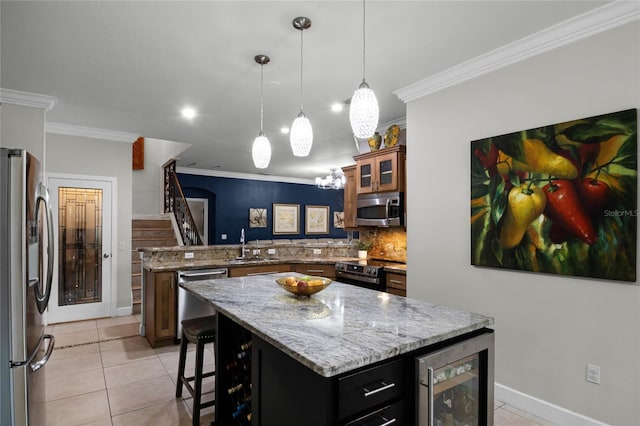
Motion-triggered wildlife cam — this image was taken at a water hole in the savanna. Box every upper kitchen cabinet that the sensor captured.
[354,145,406,194]
[341,165,357,229]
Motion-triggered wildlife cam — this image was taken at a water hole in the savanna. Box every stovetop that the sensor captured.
[335,259,406,279]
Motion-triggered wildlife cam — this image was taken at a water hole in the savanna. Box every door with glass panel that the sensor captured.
[47,176,113,323]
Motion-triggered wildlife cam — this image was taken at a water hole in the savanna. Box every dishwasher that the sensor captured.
[176,268,228,340]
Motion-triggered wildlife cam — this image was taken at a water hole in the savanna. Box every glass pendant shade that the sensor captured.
[290,111,313,157]
[252,132,271,169]
[349,80,379,139]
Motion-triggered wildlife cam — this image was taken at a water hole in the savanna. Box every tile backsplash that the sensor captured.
[360,228,407,263]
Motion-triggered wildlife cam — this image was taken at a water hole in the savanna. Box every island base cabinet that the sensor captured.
[251,335,335,426]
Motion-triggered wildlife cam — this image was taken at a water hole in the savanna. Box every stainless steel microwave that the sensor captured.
[356,191,404,227]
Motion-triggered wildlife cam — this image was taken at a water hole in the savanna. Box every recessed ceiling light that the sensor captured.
[181,107,197,120]
[280,126,290,134]
[331,103,344,112]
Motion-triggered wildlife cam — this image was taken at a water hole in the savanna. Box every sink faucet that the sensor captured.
[239,228,248,258]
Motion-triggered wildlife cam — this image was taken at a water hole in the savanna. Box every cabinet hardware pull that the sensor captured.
[362,381,395,397]
[306,269,324,273]
[377,416,396,426]
[389,279,403,284]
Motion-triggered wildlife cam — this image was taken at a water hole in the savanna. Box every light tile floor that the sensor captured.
[44,315,553,425]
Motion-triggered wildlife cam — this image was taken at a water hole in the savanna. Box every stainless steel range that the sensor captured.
[335,259,402,290]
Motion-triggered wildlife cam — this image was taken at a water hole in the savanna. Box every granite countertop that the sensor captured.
[180,273,493,378]
[143,256,359,272]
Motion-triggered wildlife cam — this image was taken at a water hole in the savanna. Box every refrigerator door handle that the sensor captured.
[30,334,55,372]
[10,333,54,370]
[34,183,54,314]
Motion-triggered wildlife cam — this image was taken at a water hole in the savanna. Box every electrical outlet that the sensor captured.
[586,364,601,384]
[267,248,276,255]
[313,249,321,255]
[184,252,194,259]
[253,249,261,256]
[221,234,227,240]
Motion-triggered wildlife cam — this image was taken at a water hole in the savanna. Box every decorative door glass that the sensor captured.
[359,163,372,188]
[57,187,103,306]
[379,159,393,185]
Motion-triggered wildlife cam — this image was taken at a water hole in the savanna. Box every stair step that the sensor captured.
[132,220,173,229]
[132,229,176,238]
[131,275,141,287]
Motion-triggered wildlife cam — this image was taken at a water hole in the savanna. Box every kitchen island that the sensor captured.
[180,273,494,425]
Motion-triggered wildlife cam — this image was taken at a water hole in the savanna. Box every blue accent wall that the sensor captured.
[178,173,348,245]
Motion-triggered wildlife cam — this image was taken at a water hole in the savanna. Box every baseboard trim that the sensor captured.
[116,306,133,317]
[495,383,610,426]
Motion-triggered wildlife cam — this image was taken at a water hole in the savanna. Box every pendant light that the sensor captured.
[290,17,313,157]
[252,54,271,169]
[349,0,379,139]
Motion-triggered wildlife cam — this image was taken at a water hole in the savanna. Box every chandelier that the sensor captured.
[349,0,379,139]
[290,17,313,157]
[252,55,271,169]
[315,169,346,190]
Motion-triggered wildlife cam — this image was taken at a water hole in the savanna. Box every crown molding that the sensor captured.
[177,166,317,186]
[378,116,407,132]
[46,122,139,143]
[394,0,640,103]
[0,88,57,111]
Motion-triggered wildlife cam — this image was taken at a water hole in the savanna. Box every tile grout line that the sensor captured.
[54,334,141,350]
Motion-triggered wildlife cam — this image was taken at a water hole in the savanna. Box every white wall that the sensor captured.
[0,104,46,160]
[46,133,133,311]
[406,22,639,425]
[132,137,190,216]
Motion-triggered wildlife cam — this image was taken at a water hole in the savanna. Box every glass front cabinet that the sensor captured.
[354,145,405,194]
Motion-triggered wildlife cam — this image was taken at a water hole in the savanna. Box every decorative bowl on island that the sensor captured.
[276,276,332,297]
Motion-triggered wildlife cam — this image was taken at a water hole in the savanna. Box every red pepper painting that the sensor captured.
[471,109,637,282]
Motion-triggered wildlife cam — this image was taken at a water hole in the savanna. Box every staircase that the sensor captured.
[131,218,178,314]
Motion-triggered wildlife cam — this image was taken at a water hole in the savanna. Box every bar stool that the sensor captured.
[176,315,216,426]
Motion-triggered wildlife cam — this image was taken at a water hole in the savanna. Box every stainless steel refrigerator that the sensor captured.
[1,148,55,426]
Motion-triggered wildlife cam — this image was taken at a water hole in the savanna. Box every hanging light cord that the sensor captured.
[259,62,265,133]
[361,0,366,82]
[299,27,304,111]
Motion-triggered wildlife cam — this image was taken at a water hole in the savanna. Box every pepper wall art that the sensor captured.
[471,109,637,282]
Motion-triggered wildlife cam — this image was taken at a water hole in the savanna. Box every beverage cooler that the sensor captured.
[416,331,494,426]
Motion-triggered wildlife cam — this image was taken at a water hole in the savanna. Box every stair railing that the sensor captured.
[163,160,203,246]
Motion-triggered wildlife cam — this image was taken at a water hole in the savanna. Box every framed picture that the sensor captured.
[249,208,267,228]
[305,205,330,235]
[273,204,299,235]
[333,211,345,229]
[471,108,637,282]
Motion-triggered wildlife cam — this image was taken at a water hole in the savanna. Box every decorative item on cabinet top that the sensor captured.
[384,124,401,148]
[368,132,382,151]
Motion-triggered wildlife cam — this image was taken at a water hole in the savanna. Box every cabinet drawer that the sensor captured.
[343,401,405,426]
[228,264,291,277]
[338,359,404,419]
[385,273,406,291]
[292,263,335,278]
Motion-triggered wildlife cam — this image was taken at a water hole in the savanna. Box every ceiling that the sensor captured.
[1,1,610,181]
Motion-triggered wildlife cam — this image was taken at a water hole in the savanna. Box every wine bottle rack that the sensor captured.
[217,314,253,425]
